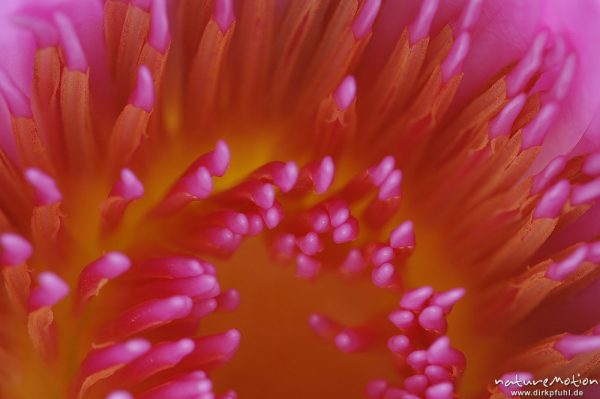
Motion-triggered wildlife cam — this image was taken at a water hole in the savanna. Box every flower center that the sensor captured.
[202,239,398,399]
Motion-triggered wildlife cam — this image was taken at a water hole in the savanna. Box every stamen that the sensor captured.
[427,336,466,368]
[546,245,589,281]
[111,168,145,201]
[112,339,195,386]
[418,305,447,332]
[214,0,235,33]
[220,391,238,399]
[83,339,152,376]
[219,211,250,235]
[425,382,453,399]
[304,157,335,194]
[325,198,350,227]
[372,263,396,288]
[333,75,357,111]
[400,286,433,311]
[197,211,248,238]
[28,272,70,311]
[192,140,231,177]
[409,0,439,44]
[430,288,465,312]
[180,329,241,369]
[104,296,193,340]
[24,168,62,206]
[138,372,213,399]
[388,335,412,355]
[368,156,395,186]
[302,208,329,234]
[533,179,570,219]
[77,339,151,396]
[390,221,415,249]
[366,380,389,399]
[158,166,213,213]
[129,65,155,112]
[458,0,483,31]
[186,226,241,256]
[389,309,416,329]
[296,232,324,256]
[531,156,567,194]
[272,233,296,261]
[404,374,428,393]
[245,181,275,209]
[390,388,414,399]
[407,350,429,372]
[53,13,88,71]
[522,102,558,149]
[550,54,576,101]
[190,298,218,319]
[216,289,240,312]
[488,94,527,139]
[0,233,33,266]
[131,257,206,279]
[309,313,342,341]
[134,274,218,300]
[332,216,359,243]
[587,242,600,262]
[371,246,394,265]
[554,334,600,360]
[378,169,402,200]
[441,32,470,82]
[506,30,548,97]
[295,254,321,279]
[246,213,264,236]
[334,328,368,353]
[583,151,600,176]
[571,176,600,205]
[261,205,283,229]
[339,249,367,276]
[351,0,382,40]
[252,161,299,193]
[149,0,170,53]
[77,252,131,305]
[107,391,132,399]
[424,365,453,383]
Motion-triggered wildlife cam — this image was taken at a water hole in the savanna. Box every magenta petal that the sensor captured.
[537,1,600,166]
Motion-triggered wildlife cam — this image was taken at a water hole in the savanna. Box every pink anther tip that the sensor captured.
[214,0,235,32]
[333,75,357,111]
[29,271,70,311]
[25,168,62,206]
[351,0,381,40]
[533,179,570,220]
[130,65,155,112]
[112,168,144,200]
[0,233,33,266]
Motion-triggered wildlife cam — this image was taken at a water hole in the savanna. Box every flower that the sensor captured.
[1,0,600,398]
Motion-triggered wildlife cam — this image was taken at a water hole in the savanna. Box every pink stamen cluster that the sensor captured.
[368,287,466,399]
[0,137,452,398]
[268,154,408,282]
[490,28,577,148]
